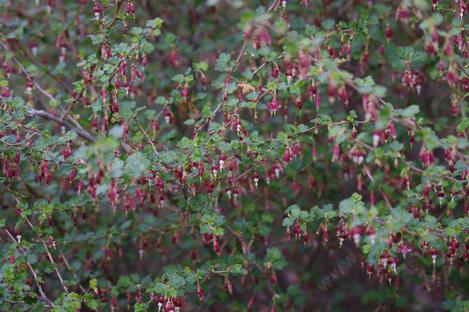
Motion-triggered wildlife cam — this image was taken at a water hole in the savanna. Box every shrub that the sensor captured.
[0,0,468,311]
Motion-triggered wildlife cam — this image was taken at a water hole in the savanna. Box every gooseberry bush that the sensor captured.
[1,0,468,311]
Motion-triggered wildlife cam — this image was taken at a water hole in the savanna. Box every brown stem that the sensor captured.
[4,229,55,308]
[24,218,69,294]
[108,0,124,29]
[27,108,95,142]
[363,165,393,210]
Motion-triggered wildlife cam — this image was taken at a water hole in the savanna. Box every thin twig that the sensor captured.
[356,140,464,184]
[234,39,247,66]
[15,43,70,91]
[108,0,124,29]
[60,251,87,294]
[136,119,159,156]
[363,165,393,210]
[1,40,95,142]
[27,108,95,142]
[1,40,57,103]
[4,229,55,308]
[251,55,283,76]
[24,218,69,294]
[267,0,279,12]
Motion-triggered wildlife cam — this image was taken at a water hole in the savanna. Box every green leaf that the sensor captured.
[194,61,208,71]
[109,125,124,139]
[124,152,150,178]
[184,119,195,125]
[321,19,335,30]
[89,279,98,293]
[398,105,420,118]
[215,53,232,72]
[146,17,163,28]
[264,248,287,270]
[172,74,185,84]
[134,303,149,312]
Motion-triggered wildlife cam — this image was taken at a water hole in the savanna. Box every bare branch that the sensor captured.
[27,108,95,142]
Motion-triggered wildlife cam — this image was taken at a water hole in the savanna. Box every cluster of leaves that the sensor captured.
[0,0,468,311]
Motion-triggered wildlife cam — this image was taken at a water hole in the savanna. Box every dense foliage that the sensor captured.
[1,0,468,311]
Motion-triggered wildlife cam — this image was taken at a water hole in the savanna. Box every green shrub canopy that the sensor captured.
[0,0,468,311]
